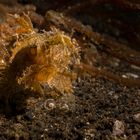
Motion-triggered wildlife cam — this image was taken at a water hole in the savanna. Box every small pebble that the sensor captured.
[61,103,69,111]
[131,65,140,70]
[84,128,95,139]
[113,120,125,136]
[125,73,139,79]
[133,113,140,123]
[24,111,35,120]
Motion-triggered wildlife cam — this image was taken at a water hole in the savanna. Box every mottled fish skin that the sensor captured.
[0,4,6,23]
[0,0,18,23]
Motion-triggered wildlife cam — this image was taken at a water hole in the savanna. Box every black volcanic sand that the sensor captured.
[0,73,140,140]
